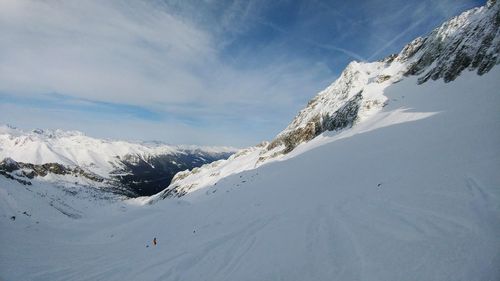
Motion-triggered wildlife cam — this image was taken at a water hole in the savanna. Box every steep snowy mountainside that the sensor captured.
[151,0,500,200]
[2,65,499,281]
[0,126,236,196]
[268,60,402,154]
[270,0,499,155]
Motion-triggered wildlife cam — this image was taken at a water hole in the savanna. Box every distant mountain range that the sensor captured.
[0,125,236,196]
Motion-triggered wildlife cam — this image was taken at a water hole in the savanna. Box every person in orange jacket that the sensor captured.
[153,237,157,246]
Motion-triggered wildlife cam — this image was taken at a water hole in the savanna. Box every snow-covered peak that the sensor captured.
[278,60,401,137]
[276,0,499,147]
[150,1,499,200]
[0,157,19,170]
[0,125,236,177]
[0,125,85,138]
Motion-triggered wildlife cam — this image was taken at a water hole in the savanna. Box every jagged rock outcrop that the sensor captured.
[268,92,363,154]
[0,158,32,185]
[403,0,499,83]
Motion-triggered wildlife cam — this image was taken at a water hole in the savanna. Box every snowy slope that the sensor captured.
[1,64,499,281]
[1,2,500,280]
[152,0,500,199]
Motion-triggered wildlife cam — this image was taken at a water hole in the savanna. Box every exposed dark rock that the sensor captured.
[380,54,398,64]
[375,75,392,83]
[268,92,363,154]
[396,37,427,63]
[403,2,499,83]
[155,183,188,200]
[0,158,20,173]
[0,158,111,191]
[0,169,32,185]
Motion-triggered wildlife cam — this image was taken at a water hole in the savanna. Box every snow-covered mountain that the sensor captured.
[151,0,500,200]
[2,67,499,280]
[1,2,499,281]
[0,125,236,196]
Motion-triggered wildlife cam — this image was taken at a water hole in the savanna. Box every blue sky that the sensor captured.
[0,0,484,146]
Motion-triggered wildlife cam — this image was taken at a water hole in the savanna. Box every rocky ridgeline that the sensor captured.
[267,92,363,154]
[0,150,233,197]
[266,0,499,157]
[152,1,499,199]
[0,157,135,196]
[0,125,235,197]
[403,0,499,83]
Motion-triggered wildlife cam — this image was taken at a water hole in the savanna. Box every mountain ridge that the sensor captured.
[151,0,499,200]
[1,2,499,280]
[0,124,236,196]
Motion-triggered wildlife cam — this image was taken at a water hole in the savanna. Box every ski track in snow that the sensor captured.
[1,40,500,281]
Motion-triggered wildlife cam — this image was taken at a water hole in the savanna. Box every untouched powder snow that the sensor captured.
[1,67,499,281]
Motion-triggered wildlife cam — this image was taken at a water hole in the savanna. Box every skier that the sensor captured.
[153,237,157,246]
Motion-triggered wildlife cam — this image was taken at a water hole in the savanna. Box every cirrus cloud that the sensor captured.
[0,0,484,146]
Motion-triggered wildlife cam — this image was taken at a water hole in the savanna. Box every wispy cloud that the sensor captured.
[0,0,214,105]
[363,0,484,61]
[0,0,333,145]
[0,0,485,146]
[367,3,429,60]
[255,18,366,61]
[0,92,162,121]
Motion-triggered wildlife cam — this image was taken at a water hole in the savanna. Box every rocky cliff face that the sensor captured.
[403,0,499,83]
[151,1,500,200]
[268,91,363,154]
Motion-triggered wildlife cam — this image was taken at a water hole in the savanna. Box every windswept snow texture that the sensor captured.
[1,68,499,281]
